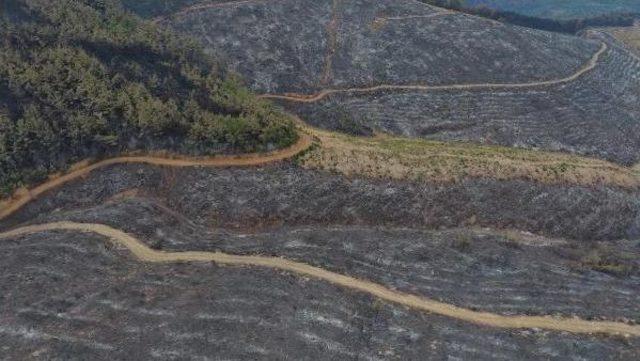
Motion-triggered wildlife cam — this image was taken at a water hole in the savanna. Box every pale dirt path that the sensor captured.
[152,0,271,23]
[1,221,639,337]
[0,134,313,222]
[259,42,608,102]
[375,11,453,22]
[151,0,605,103]
[152,0,447,23]
[588,29,640,63]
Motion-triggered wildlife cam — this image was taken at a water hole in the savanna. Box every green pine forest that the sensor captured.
[0,0,297,197]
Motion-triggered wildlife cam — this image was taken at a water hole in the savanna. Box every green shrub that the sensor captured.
[580,248,635,278]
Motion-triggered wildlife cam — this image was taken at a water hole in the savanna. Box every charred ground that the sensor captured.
[2,1,640,360]
[163,0,640,165]
[2,162,640,360]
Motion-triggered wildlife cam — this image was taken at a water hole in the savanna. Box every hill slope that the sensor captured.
[2,2,640,360]
[0,0,296,196]
[159,0,640,165]
[1,158,640,359]
[163,0,599,93]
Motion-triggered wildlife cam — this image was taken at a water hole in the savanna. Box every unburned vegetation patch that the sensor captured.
[298,129,640,188]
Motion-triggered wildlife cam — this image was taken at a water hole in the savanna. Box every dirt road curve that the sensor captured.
[259,42,608,102]
[0,133,313,222]
[1,221,638,337]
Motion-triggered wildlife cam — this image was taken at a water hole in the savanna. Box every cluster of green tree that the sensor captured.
[422,0,638,34]
[0,0,296,197]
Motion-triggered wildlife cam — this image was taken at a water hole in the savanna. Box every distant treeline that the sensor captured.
[421,0,638,34]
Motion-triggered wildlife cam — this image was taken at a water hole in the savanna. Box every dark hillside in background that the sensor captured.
[117,0,639,34]
[464,0,640,20]
[421,0,638,33]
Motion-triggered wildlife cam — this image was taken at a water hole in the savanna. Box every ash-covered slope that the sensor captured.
[161,0,640,165]
[3,230,637,360]
[1,163,639,360]
[165,0,598,93]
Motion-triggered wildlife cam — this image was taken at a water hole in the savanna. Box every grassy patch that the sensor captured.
[609,25,640,56]
[298,128,639,188]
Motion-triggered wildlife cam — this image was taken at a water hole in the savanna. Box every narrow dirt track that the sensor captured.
[0,134,313,222]
[376,12,453,21]
[154,0,448,24]
[321,0,341,85]
[259,42,608,102]
[2,221,639,337]
[151,0,606,103]
[152,0,270,23]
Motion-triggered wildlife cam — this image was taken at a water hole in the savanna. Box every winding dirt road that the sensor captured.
[152,0,271,23]
[259,42,608,102]
[153,0,451,24]
[0,133,313,222]
[1,221,639,337]
[375,12,453,22]
[1,123,638,337]
[3,0,637,346]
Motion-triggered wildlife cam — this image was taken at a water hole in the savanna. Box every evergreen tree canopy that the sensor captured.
[0,0,297,197]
